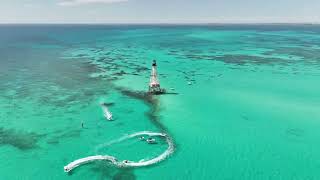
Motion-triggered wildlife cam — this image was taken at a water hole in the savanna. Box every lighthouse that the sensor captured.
[148,60,165,94]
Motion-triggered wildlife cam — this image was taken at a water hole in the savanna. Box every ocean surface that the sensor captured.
[0,24,320,180]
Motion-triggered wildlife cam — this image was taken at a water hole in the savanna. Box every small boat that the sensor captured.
[188,82,192,85]
[146,138,156,144]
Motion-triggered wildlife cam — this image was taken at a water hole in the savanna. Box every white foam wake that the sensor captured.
[101,104,113,120]
[64,131,174,172]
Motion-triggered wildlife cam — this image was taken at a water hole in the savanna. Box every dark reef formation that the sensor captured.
[0,127,46,151]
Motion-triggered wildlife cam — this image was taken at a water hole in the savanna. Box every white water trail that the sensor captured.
[64,131,174,172]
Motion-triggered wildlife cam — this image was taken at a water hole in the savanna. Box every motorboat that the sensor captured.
[146,138,156,144]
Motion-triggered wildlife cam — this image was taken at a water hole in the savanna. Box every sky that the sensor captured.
[0,0,320,24]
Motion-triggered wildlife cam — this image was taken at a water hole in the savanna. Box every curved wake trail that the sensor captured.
[64,131,174,172]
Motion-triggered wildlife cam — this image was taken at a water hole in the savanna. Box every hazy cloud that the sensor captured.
[58,0,128,6]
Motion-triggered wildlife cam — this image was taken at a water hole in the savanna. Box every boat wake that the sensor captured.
[100,103,113,121]
[64,131,174,172]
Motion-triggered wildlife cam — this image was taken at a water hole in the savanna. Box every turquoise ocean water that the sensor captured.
[1,24,320,180]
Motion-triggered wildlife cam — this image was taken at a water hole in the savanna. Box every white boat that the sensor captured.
[146,138,156,144]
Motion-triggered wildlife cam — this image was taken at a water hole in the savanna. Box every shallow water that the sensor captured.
[1,24,320,180]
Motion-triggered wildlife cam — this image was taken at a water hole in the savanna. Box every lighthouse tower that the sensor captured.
[149,60,165,94]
